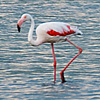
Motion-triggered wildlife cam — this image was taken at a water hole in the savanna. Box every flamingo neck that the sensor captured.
[28,18,40,46]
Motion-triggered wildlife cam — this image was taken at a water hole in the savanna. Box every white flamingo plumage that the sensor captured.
[17,14,83,83]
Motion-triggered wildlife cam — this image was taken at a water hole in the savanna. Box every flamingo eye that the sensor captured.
[24,16,27,18]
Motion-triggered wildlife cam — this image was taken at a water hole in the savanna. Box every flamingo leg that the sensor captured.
[51,43,56,83]
[60,38,83,83]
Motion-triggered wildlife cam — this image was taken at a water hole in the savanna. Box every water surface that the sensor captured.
[0,0,100,99]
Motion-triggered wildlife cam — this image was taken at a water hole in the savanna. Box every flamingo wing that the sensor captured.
[45,22,76,36]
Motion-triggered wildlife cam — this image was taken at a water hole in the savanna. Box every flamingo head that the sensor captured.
[17,14,32,32]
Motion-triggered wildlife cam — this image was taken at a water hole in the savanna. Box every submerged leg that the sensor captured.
[60,38,83,83]
[51,43,56,83]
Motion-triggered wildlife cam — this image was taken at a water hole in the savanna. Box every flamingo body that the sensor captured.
[35,22,82,44]
[17,14,83,83]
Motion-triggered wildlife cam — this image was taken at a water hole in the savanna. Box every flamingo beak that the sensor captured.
[17,18,25,32]
[17,24,20,32]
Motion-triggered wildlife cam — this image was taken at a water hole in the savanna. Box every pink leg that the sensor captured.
[51,43,56,83]
[60,38,83,83]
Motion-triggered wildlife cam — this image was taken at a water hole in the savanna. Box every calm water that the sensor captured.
[0,0,100,99]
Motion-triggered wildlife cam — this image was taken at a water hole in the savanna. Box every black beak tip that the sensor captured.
[17,24,20,32]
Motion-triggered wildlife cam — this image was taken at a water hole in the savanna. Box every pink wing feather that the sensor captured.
[46,23,75,36]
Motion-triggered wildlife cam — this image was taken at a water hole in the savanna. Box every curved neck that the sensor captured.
[28,18,40,46]
[28,18,35,42]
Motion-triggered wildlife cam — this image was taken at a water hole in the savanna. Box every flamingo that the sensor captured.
[17,14,83,83]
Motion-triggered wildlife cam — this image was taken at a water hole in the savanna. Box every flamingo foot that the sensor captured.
[53,81,56,84]
[60,72,66,83]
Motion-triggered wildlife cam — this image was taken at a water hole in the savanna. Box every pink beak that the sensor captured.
[17,18,25,32]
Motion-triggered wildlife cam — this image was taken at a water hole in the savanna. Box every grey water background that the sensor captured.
[0,0,100,99]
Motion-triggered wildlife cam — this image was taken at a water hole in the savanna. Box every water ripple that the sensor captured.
[0,0,100,99]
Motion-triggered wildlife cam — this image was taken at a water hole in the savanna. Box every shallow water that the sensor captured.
[0,0,100,99]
